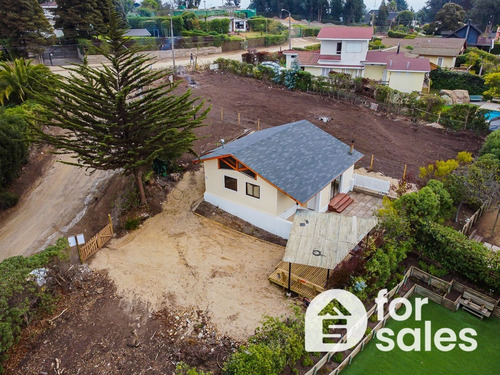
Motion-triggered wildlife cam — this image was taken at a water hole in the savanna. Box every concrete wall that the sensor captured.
[364,65,386,81]
[82,46,222,64]
[388,71,425,93]
[204,192,293,239]
[277,190,297,218]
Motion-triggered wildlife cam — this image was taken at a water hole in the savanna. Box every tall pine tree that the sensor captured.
[0,0,55,57]
[32,11,208,205]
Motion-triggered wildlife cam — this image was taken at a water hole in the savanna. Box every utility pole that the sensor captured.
[170,13,175,74]
[281,9,292,50]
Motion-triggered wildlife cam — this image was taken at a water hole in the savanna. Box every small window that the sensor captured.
[437,57,443,67]
[336,42,342,55]
[224,176,237,191]
[246,183,260,198]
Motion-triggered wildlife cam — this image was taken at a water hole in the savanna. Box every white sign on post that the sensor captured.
[68,234,86,247]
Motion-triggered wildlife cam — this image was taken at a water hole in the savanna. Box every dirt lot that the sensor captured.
[90,169,293,340]
[186,71,483,179]
[3,265,236,375]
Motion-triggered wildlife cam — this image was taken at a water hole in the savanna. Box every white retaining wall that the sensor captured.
[204,192,293,239]
[353,173,390,195]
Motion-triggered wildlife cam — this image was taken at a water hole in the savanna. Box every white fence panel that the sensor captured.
[353,174,390,195]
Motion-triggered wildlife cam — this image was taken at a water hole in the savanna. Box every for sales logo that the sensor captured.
[305,289,367,352]
[305,289,478,353]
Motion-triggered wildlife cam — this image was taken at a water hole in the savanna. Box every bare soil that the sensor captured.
[195,200,287,247]
[475,208,500,247]
[3,265,236,375]
[90,169,294,341]
[186,71,483,179]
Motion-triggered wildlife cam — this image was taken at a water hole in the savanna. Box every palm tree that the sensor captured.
[0,58,57,106]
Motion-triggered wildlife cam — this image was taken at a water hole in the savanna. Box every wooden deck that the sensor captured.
[268,261,328,300]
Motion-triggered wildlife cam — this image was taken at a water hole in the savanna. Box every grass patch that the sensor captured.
[341,296,500,375]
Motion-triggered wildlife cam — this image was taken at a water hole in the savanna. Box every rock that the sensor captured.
[170,173,182,182]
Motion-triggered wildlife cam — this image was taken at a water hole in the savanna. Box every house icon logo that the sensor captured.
[305,289,367,352]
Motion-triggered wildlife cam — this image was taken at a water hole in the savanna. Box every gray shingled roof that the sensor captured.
[200,120,363,204]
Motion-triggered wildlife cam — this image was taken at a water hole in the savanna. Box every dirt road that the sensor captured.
[91,169,293,340]
[48,37,318,77]
[0,155,114,261]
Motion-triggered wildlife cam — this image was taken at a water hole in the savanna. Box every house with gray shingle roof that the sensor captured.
[199,120,363,239]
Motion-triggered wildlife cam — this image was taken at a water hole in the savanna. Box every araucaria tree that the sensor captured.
[33,13,208,205]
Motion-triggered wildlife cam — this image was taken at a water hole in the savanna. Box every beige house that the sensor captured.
[381,37,466,68]
[199,120,363,239]
[363,51,430,93]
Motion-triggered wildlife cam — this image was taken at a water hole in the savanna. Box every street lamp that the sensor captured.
[281,9,291,50]
[170,13,176,74]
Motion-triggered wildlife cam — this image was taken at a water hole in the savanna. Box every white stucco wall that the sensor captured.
[204,159,285,216]
[340,165,355,193]
[388,71,425,93]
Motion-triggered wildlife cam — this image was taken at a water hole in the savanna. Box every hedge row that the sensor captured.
[429,68,487,95]
[417,221,500,291]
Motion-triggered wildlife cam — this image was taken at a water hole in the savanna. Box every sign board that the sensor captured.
[210,63,218,70]
[68,234,85,247]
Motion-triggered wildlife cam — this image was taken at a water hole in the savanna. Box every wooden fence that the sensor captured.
[78,214,114,263]
[304,266,500,375]
[461,201,489,236]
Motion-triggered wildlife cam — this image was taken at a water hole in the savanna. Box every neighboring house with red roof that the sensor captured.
[283,26,431,93]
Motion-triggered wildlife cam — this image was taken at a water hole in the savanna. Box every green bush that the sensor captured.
[480,129,500,161]
[388,30,408,38]
[223,309,307,375]
[417,221,500,291]
[0,190,18,210]
[0,105,30,190]
[175,362,212,375]
[125,217,141,230]
[440,104,489,132]
[0,238,68,371]
[332,352,343,363]
[429,68,486,95]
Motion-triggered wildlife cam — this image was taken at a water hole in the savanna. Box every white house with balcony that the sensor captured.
[284,26,431,93]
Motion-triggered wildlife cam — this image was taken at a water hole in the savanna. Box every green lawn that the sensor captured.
[341,296,500,375]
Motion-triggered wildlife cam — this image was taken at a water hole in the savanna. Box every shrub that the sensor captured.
[223,309,307,375]
[0,105,30,191]
[0,239,68,371]
[417,221,500,291]
[0,191,18,210]
[388,30,408,38]
[440,104,489,132]
[125,217,141,230]
[175,362,212,375]
[480,129,500,161]
[429,68,486,95]
[332,352,343,363]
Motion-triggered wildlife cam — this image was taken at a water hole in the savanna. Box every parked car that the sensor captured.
[260,61,285,72]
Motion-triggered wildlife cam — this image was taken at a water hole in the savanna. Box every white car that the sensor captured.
[260,61,286,71]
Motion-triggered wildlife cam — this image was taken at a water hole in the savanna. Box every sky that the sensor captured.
[198,0,428,13]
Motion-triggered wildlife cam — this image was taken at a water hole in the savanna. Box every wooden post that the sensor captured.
[287,262,292,294]
[238,112,241,126]
[76,236,82,264]
[370,155,374,171]
[108,214,114,234]
[257,118,260,130]
[221,107,223,121]
[326,269,330,287]
[402,164,407,180]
